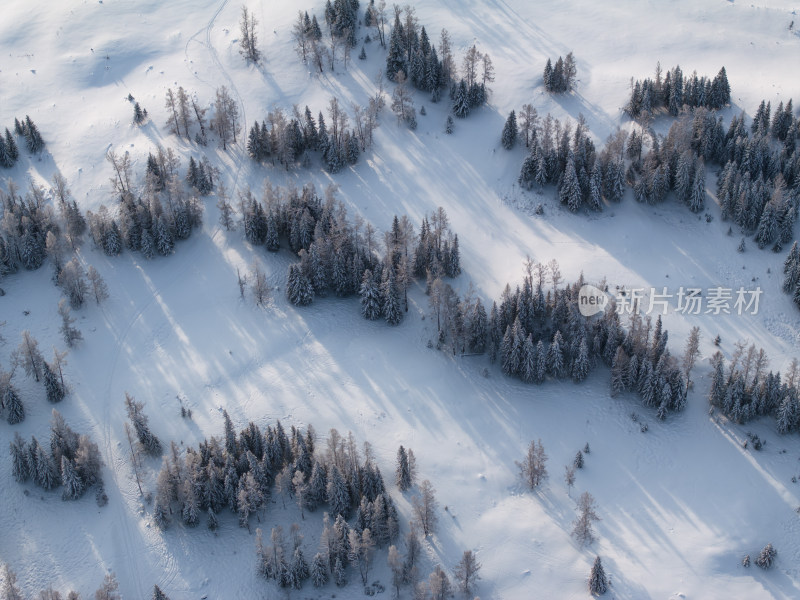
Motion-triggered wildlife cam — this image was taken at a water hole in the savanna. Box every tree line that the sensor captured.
[246,96,382,173]
[624,63,731,119]
[708,344,799,433]
[0,115,44,169]
[9,409,105,504]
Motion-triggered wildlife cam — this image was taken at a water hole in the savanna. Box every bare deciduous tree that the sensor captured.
[517,439,548,489]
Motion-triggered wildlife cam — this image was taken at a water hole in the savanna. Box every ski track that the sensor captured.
[95,3,241,595]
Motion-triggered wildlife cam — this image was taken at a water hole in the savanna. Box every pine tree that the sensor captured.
[560,158,582,212]
[396,445,412,491]
[311,552,329,587]
[287,264,315,306]
[61,456,85,500]
[58,299,83,348]
[152,585,170,600]
[547,331,565,378]
[35,443,58,490]
[589,556,608,595]
[359,270,382,320]
[326,465,351,518]
[382,266,403,325]
[133,102,147,125]
[572,338,590,382]
[334,556,347,587]
[9,433,30,481]
[501,110,518,150]
[574,450,584,469]
[3,382,25,425]
[43,361,66,403]
[755,543,777,569]
[689,160,705,213]
[453,80,470,118]
[24,115,45,153]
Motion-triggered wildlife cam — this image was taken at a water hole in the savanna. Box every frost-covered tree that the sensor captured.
[14,330,44,382]
[428,565,452,600]
[454,549,482,597]
[412,479,438,536]
[94,573,121,600]
[755,543,777,569]
[517,439,548,488]
[589,556,608,595]
[2,374,25,425]
[287,264,314,306]
[359,269,382,320]
[125,393,162,456]
[58,299,83,348]
[87,265,109,304]
[43,360,66,404]
[9,433,30,481]
[311,552,329,587]
[1,564,23,600]
[396,445,413,491]
[572,491,600,546]
[61,455,85,500]
[574,450,584,469]
[239,6,261,64]
[501,110,518,150]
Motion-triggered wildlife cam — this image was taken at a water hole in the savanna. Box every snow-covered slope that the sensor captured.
[2,0,800,598]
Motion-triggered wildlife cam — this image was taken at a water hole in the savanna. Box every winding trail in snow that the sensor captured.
[95,0,251,593]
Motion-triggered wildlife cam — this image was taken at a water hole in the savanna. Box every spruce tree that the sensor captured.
[3,383,25,425]
[396,445,412,491]
[359,270,382,320]
[501,110,518,150]
[589,556,608,595]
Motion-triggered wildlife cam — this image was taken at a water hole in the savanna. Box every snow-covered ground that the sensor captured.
[2,0,800,598]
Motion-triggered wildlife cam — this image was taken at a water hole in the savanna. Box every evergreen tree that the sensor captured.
[3,382,25,425]
[382,266,403,325]
[359,269,382,320]
[43,361,66,403]
[755,543,777,569]
[327,465,351,518]
[152,585,170,600]
[61,456,85,500]
[501,110,518,150]
[396,445,412,491]
[24,115,45,153]
[574,450,584,469]
[9,433,30,481]
[286,264,315,306]
[334,556,347,587]
[572,338,590,382]
[589,556,608,595]
[560,157,582,212]
[452,80,470,118]
[547,331,565,378]
[311,552,329,587]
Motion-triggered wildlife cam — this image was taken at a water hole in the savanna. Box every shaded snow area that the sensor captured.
[2,0,800,598]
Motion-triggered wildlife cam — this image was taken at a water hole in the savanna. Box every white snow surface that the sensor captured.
[2,0,800,598]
